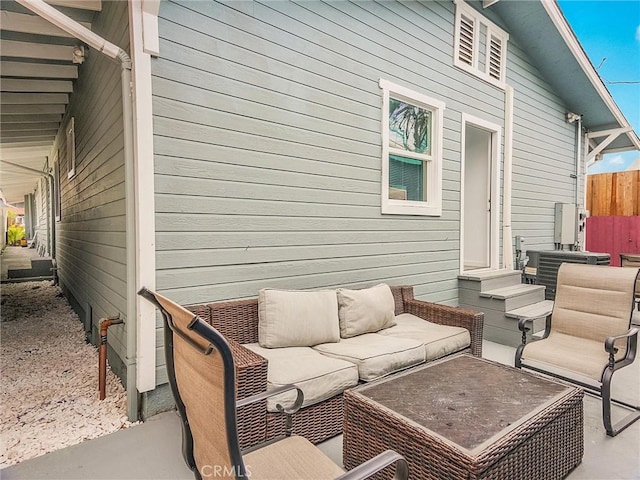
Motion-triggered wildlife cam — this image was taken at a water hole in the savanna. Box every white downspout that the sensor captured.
[503,85,514,270]
[575,116,582,207]
[17,0,139,421]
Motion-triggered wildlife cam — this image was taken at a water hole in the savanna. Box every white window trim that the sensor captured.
[380,79,445,216]
[53,151,61,221]
[454,0,509,89]
[66,117,76,179]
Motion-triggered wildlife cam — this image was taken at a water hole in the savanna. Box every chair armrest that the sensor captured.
[517,317,528,333]
[237,384,304,439]
[226,339,268,399]
[404,299,484,357]
[517,313,552,344]
[604,327,638,370]
[237,384,304,414]
[336,450,409,480]
[604,327,639,353]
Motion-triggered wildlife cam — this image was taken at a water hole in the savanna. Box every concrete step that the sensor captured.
[505,300,554,321]
[475,284,546,312]
[480,283,546,300]
[458,269,522,292]
[30,258,54,276]
[7,258,54,279]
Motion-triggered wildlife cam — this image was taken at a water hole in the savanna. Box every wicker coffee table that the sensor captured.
[343,354,583,480]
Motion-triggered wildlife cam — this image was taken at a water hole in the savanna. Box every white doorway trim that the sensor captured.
[460,114,502,274]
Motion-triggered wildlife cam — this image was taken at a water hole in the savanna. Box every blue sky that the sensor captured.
[557,0,640,173]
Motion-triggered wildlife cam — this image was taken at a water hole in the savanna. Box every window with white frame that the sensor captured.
[380,79,445,216]
[453,0,509,89]
[67,117,76,179]
[53,151,61,221]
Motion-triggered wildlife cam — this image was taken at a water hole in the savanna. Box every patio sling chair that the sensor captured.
[138,287,409,480]
[620,253,640,311]
[515,263,640,437]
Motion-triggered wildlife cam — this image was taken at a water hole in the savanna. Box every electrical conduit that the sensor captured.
[503,85,515,270]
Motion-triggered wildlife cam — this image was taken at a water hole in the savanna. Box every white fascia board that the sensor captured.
[542,0,640,150]
[141,0,160,56]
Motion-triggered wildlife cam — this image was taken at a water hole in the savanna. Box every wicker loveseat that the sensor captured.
[187,285,484,449]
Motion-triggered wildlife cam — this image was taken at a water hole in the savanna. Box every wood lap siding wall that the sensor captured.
[507,39,581,252]
[153,0,501,307]
[51,1,129,380]
[151,0,583,386]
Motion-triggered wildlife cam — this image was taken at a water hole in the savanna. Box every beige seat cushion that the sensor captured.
[258,288,339,348]
[379,313,471,360]
[244,435,344,479]
[244,344,359,412]
[313,333,424,381]
[521,331,623,382]
[552,263,636,343]
[337,283,396,338]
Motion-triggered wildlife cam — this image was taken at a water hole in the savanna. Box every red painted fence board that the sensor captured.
[586,216,640,266]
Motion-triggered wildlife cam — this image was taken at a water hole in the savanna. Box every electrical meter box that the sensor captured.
[554,203,577,245]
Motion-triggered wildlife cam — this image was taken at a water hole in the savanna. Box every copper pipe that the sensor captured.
[99,316,123,400]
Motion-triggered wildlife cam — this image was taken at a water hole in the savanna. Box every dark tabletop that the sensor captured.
[358,355,571,451]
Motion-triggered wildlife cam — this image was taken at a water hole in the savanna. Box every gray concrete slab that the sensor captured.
[1,411,193,480]
[3,341,639,480]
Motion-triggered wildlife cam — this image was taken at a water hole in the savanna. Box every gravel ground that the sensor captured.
[1,281,134,468]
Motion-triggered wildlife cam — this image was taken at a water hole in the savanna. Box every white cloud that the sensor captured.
[607,155,626,165]
[636,24,640,42]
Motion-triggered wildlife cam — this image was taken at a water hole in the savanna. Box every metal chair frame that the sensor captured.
[515,266,640,437]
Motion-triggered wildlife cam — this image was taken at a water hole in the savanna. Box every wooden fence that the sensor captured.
[586,216,640,266]
[585,170,639,265]
[586,170,639,216]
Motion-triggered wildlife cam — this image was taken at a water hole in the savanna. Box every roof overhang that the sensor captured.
[485,0,640,154]
[0,0,101,204]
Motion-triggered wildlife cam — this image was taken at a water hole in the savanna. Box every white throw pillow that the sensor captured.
[337,284,397,338]
[258,288,340,348]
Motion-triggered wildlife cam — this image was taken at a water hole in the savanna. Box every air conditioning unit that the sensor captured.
[526,250,611,300]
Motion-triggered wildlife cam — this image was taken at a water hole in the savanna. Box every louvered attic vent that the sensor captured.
[458,14,475,66]
[488,35,502,80]
[454,1,509,88]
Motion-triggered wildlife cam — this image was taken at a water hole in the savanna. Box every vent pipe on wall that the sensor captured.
[566,112,583,208]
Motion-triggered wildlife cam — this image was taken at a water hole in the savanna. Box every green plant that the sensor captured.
[7,224,25,246]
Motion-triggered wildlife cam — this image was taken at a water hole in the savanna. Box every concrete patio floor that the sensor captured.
[3,338,639,480]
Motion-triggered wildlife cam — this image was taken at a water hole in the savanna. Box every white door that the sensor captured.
[462,117,500,272]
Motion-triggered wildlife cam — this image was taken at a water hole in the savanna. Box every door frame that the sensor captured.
[460,114,502,274]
